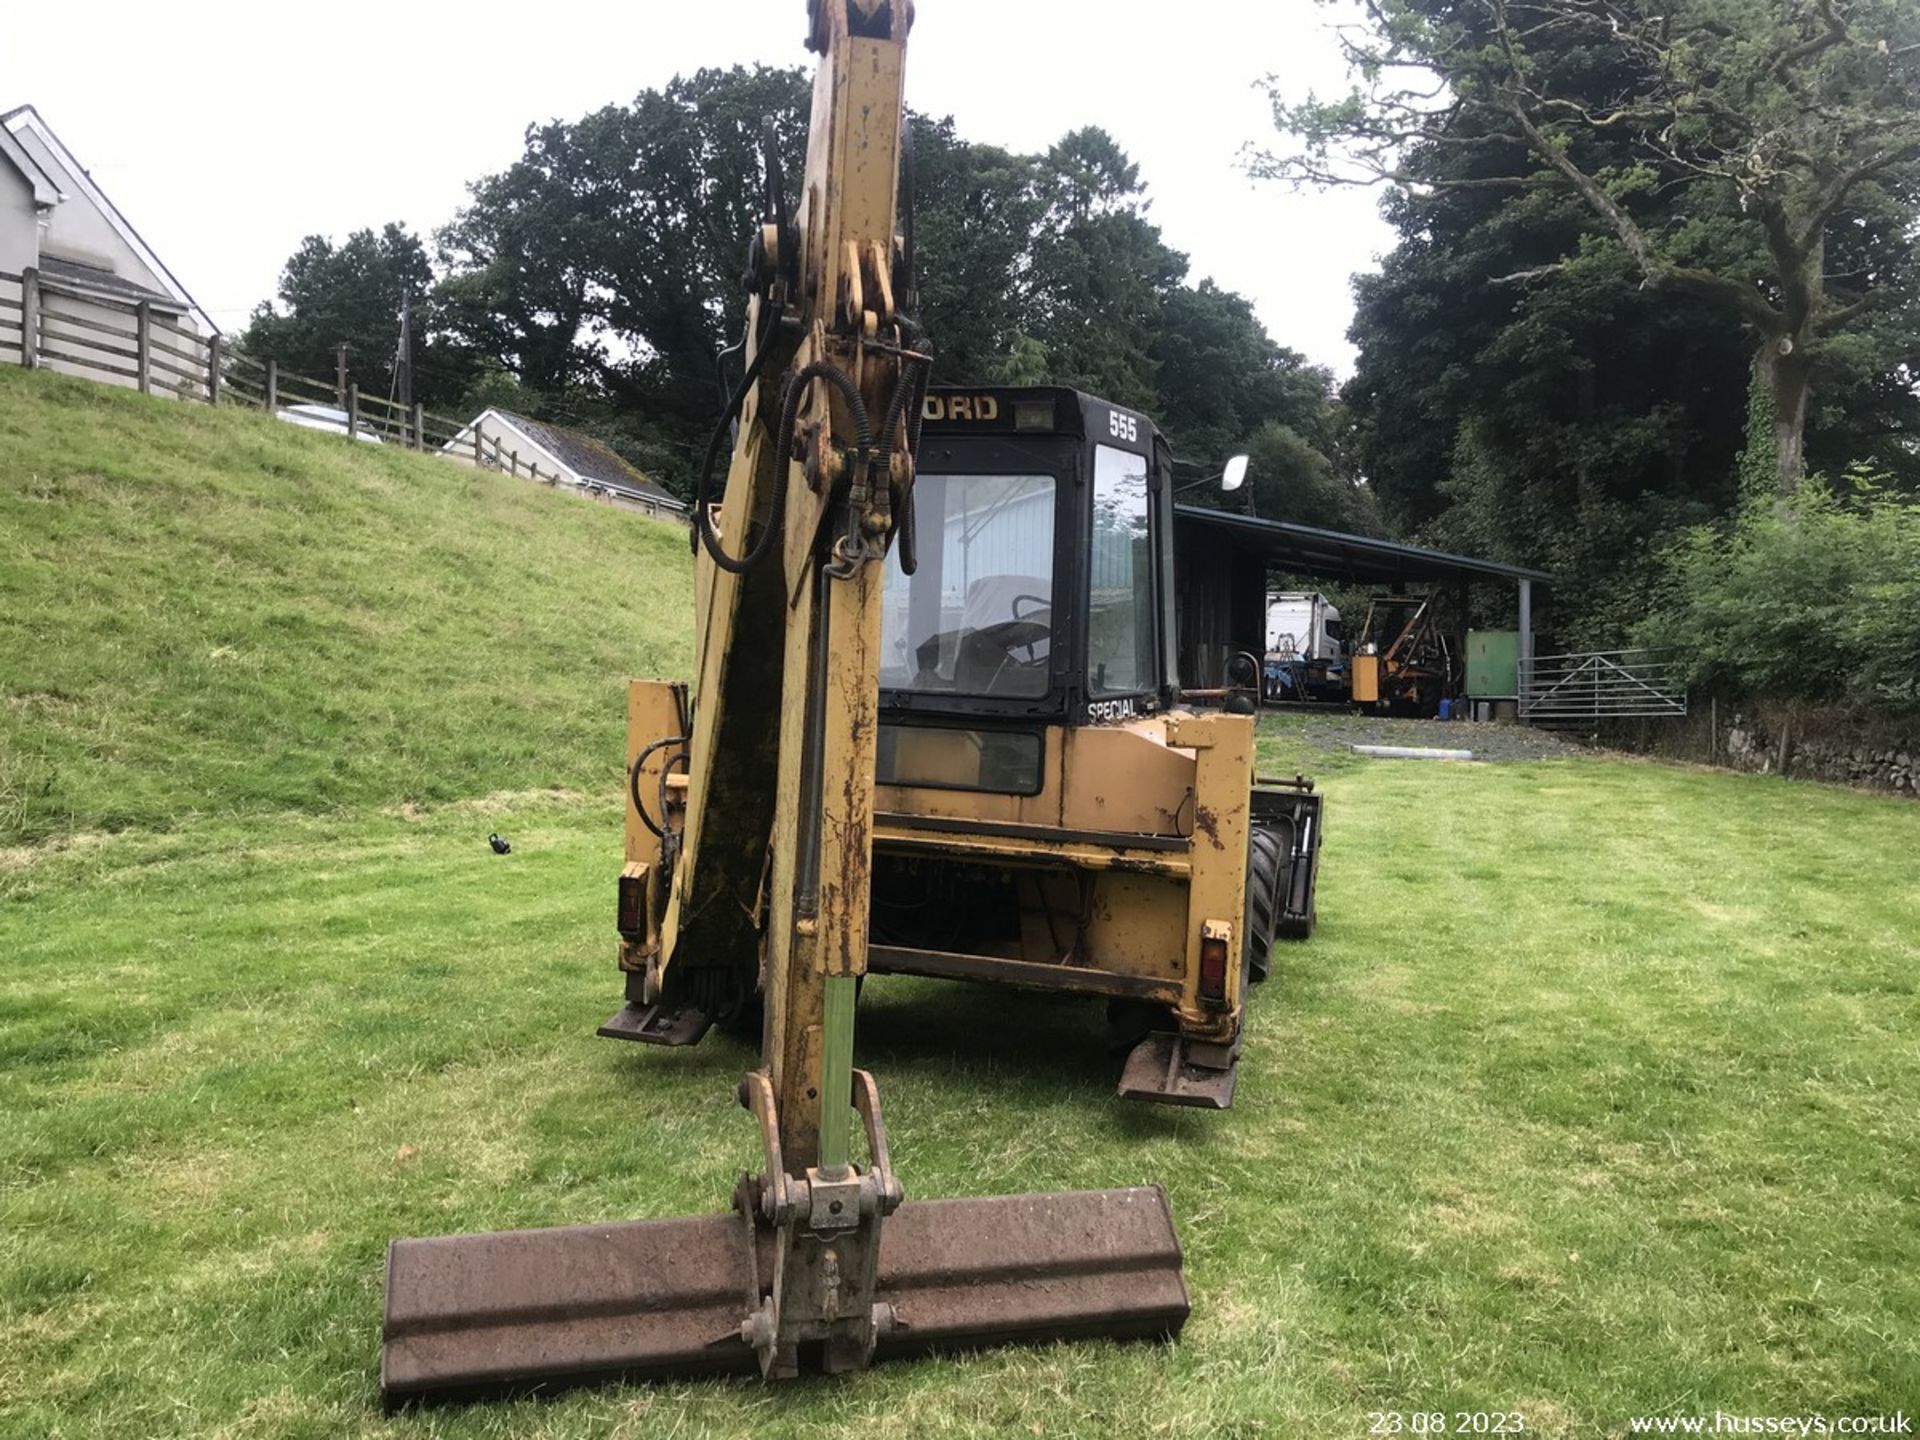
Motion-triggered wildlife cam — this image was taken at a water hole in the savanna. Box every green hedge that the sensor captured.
[1646,471,1920,714]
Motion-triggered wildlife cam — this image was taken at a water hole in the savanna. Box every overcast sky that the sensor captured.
[2,0,1394,376]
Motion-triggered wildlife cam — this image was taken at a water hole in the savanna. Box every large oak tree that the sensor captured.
[1256,0,1920,500]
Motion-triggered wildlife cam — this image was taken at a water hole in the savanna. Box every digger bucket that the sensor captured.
[381,1185,1188,1405]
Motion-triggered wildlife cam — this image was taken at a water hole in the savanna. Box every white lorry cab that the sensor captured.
[1264,592,1347,703]
[1266,592,1344,663]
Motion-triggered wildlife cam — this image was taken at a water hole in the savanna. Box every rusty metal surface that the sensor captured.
[876,811,1190,853]
[381,1212,757,1404]
[876,1185,1188,1355]
[1117,1031,1238,1109]
[867,944,1176,1002]
[596,1003,713,1047]
[380,1186,1186,1405]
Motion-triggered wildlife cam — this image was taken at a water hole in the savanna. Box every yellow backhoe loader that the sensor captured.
[380,0,1320,1404]
[607,384,1323,1106]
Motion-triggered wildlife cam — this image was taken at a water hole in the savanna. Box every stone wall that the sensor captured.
[1597,700,1919,798]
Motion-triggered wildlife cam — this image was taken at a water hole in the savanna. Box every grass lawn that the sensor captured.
[3,373,1917,1437]
[0,369,690,845]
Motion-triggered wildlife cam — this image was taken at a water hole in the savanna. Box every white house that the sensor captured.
[443,408,687,518]
[1,104,213,387]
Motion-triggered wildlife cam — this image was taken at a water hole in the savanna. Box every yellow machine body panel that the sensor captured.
[867,709,1251,1040]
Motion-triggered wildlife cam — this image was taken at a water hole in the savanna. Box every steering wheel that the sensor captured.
[959,617,1050,693]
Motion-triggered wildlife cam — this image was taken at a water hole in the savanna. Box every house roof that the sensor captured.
[2,104,213,333]
[495,410,683,506]
[0,119,58,209]
[458,409,685,510]
[37,255,184,312]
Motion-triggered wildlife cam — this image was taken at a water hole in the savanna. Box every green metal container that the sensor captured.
[1466,629,1520,699]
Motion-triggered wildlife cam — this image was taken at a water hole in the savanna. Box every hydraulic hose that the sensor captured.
[884,353,931,576]
[691,309,780,571]
[628,734,688,839]
[694,346,874,577]
[776,360,873,553]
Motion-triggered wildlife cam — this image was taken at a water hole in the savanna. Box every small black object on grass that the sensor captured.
[489,833,511,855]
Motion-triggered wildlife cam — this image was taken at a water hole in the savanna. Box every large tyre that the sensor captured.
[723,972,863,1042]
[665,963,763,1039]
[1105,997,1163,1054]
[1244,821,1289,984]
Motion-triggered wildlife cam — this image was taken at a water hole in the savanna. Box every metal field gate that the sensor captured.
[1519,649,1687,725]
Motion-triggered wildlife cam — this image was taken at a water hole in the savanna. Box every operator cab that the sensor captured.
[877,386,1178,793]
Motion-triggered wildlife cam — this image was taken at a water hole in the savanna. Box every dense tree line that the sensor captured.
[240,6,1919,697]
[239,66,1363,521]
[1257,0,1919,649]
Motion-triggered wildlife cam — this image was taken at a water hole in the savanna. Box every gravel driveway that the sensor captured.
[1259,709,1587,763]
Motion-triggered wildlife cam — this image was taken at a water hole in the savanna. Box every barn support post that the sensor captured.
[1517,577,1534,699]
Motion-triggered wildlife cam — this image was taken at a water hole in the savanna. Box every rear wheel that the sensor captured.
[1244,821,1289,984]
[661,964,764,1039]
[1105,997,1164,1054]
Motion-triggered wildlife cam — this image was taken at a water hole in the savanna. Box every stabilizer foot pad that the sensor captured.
[597,1003,712,1046]
[1117,1031,1238,1109]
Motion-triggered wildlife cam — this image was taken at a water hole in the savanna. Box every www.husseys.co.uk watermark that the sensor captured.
[1627,1414,1911,1436]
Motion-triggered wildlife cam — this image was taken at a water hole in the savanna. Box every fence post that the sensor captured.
[335,344,349,408]
[347,382,360,440]
[265,358,278,413]
[412,402,425,450]
[135,302,153,395]
[20,267,39,370]
[208,335,223,404]
[509,449,519,477]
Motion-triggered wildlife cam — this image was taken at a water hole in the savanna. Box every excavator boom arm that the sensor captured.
[379,1,1189,1402]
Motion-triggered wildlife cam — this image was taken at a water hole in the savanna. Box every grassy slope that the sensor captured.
[2,372,1917,1437]
[0,369,690,845]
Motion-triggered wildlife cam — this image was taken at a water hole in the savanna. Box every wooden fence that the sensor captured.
[1,266,220,399]
[0,266,572,489]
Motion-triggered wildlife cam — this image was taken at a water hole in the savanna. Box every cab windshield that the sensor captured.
[880,472,1055,699]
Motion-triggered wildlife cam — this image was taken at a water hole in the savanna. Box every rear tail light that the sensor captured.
[1197,920,1232,1005]
[617,862,648,938]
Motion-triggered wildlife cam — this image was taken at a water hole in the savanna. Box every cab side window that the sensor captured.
[1088,443,1155,695]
